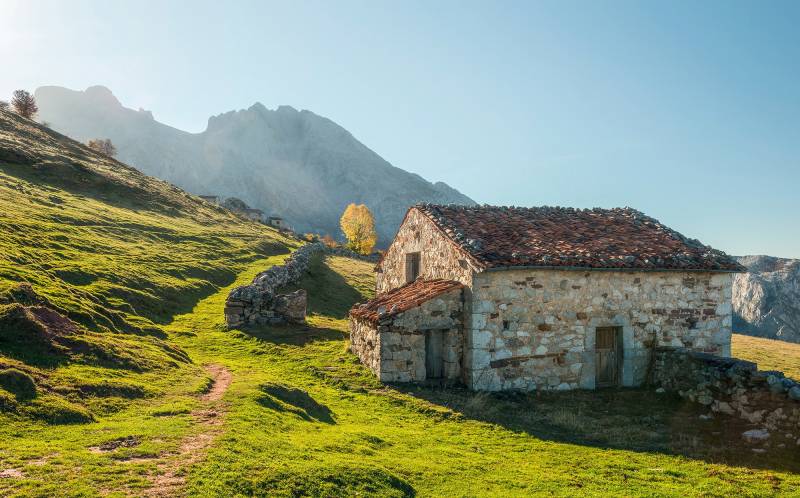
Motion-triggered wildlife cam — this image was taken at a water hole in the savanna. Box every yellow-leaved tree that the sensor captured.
[339,203,377,255]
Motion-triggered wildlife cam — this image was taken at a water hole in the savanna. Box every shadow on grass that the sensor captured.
[279,254,367,319]
[257,383,335,424]
[240,322,345,347]
[394,384,800,474]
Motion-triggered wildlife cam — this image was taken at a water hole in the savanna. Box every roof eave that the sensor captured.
[483,264,746,273]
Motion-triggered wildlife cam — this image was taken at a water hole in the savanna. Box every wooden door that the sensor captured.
[595,327,621,387]
[425,330,444,379]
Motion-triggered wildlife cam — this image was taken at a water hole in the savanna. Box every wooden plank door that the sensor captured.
[595,327,621,387]
[425,330,444,379]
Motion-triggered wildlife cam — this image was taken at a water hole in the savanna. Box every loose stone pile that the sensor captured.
[652,347,800,448]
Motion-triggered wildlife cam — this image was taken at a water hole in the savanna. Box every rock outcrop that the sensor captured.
[34,85,476,245]
[733,255,800,343]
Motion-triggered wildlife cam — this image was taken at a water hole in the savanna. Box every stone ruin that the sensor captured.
[224,243,324,327]
[652,347,800,448]
[224,243,377,327]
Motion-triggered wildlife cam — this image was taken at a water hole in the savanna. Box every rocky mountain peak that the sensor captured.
[35,85,475,244]
[733,255,800,343]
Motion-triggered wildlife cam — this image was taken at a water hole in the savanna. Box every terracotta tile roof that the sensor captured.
[350,279,463,325]
[414,204,745,272]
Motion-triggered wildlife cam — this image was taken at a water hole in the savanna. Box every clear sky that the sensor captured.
[2,0,798,257]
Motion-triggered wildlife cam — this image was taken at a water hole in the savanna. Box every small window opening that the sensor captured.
[405,252,421,283]
[502,320,510,330]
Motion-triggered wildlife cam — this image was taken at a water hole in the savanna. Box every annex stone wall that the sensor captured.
[350,287,464,383]
[376,209,477,293]
[224,243,325,327]
[652,347,800,444]
[466,269,734,391]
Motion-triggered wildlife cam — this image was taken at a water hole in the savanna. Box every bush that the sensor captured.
[0,368,37,400]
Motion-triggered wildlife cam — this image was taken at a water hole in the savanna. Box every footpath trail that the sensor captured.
[144,364,232,497]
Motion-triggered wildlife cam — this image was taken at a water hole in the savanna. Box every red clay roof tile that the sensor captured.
[350,279,463,325]
[414,204,745,272]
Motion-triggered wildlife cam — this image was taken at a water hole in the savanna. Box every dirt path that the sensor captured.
[144,364,232,497]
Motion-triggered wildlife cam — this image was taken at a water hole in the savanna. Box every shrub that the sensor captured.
[11,90,38,119]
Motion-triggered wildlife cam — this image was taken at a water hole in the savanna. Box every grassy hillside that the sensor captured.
[2,252,796,496]
[733,334,800,380]
[0,110,296,425]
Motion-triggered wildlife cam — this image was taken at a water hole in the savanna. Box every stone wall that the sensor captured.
[652,347,800,444]
[350,287,464,383]
[466,269,734,391]
[376,208,477,293]
[224,243,325,327]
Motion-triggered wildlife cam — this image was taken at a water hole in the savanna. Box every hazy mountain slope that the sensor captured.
[0,108,294,423]
[733,255,800,343]
[35,86,476,244]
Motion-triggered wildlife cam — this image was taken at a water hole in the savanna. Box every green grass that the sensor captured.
[733,334,800,380]
[0,112,798,496]
[2,250,800,496]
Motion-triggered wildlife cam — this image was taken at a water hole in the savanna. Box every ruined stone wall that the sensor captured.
[652,347,800,445]
[349,288,464,383]
[224,243,324,327]
[376,209,476,294]
[466,269,734,391]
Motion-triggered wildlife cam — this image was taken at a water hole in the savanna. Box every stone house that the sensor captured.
[349,204,745,391]
[268,216,287,230]
[242,208,264,222]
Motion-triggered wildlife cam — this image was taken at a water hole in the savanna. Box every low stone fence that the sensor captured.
[652,347,800,446]
[224,243,376,327]
[225,243,324,327]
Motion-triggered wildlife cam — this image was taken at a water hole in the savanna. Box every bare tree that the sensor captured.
[11,90,38,119]
[87,138,117,157]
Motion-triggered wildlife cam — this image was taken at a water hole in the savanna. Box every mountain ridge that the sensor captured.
[35,86,476,244]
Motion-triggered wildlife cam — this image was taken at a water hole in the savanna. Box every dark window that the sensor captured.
[406,252,421,283]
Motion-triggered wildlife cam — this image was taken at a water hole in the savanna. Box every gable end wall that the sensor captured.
[376,208,474,293]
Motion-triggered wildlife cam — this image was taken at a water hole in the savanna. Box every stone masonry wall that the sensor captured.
[350,287,464,383]
[376,209,477,294]
[224,243,325,327]
[652,347,800,445]
[466,269,734,391]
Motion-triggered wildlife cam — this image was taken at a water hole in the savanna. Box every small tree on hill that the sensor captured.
[340,203,377,255]
[87,138,117,157]
[11,90,38,119]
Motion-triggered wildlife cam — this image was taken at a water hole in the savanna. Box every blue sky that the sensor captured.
[2,0,798,257]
